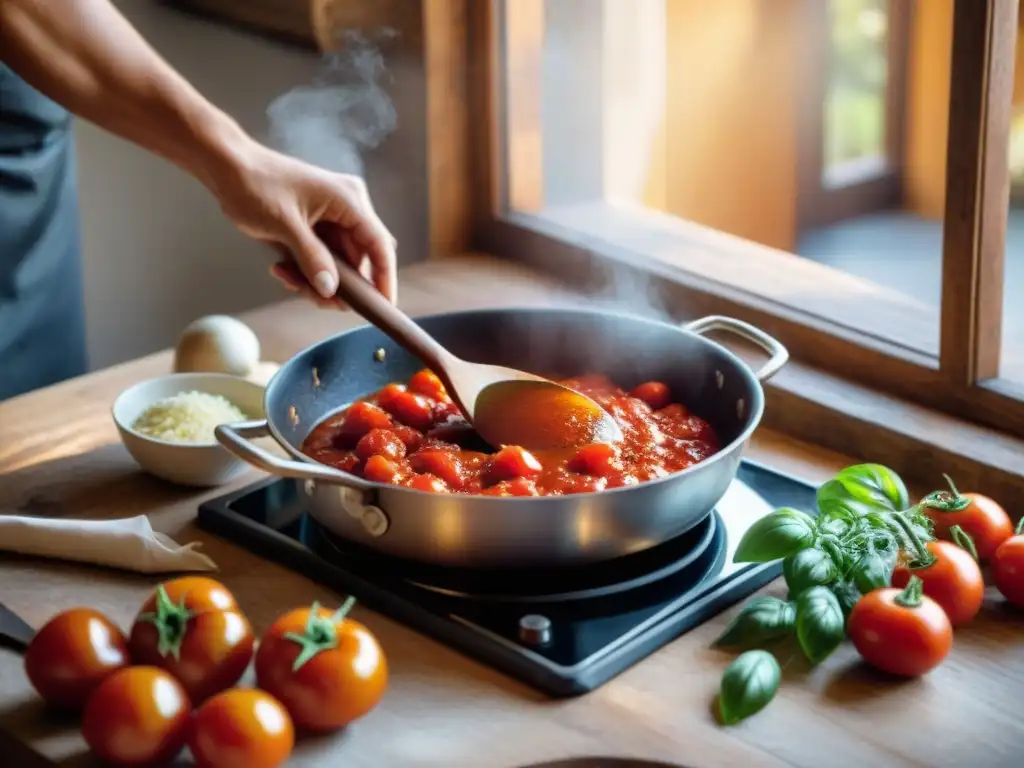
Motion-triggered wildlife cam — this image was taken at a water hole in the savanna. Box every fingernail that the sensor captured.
[313,270,337,298]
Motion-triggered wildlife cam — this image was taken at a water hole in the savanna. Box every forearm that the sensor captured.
[0,0,251,190]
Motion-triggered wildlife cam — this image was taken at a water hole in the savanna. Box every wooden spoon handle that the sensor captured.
[331,258,454,372]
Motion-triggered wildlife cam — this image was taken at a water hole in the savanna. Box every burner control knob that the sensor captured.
[518,614,552,646]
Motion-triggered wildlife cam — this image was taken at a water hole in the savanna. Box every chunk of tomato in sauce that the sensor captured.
[355,428,407,461]
[363,454,402,484]
[630,381,672,410]
[569,443,619,477]
[374,383,407,411]
[409,449,465,490]
[390,424,424,453]
[335,402,393,447]
[486,446,543,485]
[409,369,448,401]
[380,390,435,430]
[406,473,449,493]
[481,477,540,497]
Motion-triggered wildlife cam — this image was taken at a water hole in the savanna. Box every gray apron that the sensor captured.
[0,64,88,400]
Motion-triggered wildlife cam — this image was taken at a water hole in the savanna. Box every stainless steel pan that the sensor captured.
[217,309,787,567]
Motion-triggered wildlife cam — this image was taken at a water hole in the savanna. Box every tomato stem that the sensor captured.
[919,475,970,513]
[894,575,924,608]
[1016,517,1024,537]
[888,513,935,569]
[950,525,979,562]
[284,596,360,674]
[136,585,193,661]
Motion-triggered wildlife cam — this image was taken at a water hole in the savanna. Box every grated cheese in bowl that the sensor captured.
[131,390,248,444]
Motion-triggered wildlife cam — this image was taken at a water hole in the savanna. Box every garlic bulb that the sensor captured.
[174,315,260,377]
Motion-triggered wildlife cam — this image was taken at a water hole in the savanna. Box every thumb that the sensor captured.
[285,222,339,299]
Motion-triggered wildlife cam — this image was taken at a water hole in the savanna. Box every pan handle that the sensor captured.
[215,420,374,490]
[684,316,789,382]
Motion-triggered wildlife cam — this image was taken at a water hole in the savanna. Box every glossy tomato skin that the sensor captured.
[848,588,952,677]
[128,577,254,704]
[924,492,1012,561]
[891,540,984,626]
[81,666,191,767]
[992,534,1024,607]
[255,605,388,732]
[24,608,130,710]
[189,688,294,768]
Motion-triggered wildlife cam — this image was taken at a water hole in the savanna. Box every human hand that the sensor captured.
[207,139,397,305]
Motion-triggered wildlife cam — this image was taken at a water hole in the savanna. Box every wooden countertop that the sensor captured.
[1,255,1020,768]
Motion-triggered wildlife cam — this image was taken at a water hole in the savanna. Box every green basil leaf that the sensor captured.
[734,507,816,563]
[795,586,846,664]
[715,597,796,648]
[831,581,862,625]
[783,548,837,596]
[718,650,781,726]
[851,549,895,594]
[816,464,909,517]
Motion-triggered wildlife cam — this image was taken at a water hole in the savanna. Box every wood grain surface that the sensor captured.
[1,256,1022,768]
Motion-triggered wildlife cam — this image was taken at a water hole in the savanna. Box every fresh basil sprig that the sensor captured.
[714,596,796,649]
[733,507,816,563]
[794,587,845,664]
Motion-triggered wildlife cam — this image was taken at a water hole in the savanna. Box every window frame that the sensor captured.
[796,0,913,229]
[468,0,1024,441]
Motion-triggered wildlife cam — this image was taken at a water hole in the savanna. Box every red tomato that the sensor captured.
[848,577,952,677]
[390,423,424,453]
[355,428,407,461]
[254,598,388,732]
[374,383,407,411]
[920,477,1013,560]
[992,519,1024,607]
[363,454,402,484]
[630,381,671,410]
[24,608,130,710]
[569,443,619,477]
[128,577,254,703]
[409,449,465,489]
[337,402,393,446]
[409,369,448,401]
[81,666,191,767]
[890,539,984,626]
[189,688,294,768]
[382,390,435,430]
[406,473,449,493]
[487,446,543,484]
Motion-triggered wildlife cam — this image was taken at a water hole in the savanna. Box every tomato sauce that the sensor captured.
[299,370,722,497]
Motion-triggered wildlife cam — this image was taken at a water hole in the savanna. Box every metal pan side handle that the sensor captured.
[216,420,373,489]
[684,315,789,382]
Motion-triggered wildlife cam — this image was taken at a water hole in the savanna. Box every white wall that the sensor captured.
[76,1,426,369]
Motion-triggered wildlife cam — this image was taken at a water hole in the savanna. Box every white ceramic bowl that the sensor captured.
[112,372,267,487]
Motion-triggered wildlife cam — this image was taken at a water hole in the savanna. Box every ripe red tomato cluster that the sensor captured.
[849,480,1022,678]
[23,578,387,767]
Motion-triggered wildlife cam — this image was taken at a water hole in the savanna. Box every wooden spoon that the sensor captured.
[330,261,622,451]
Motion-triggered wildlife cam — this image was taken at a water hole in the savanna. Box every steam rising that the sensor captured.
[266,30,398,177]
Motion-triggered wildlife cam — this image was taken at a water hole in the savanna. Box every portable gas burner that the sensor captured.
[197,459,817,697]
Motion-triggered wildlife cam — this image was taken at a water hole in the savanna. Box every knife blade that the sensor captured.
[0,603,35,653]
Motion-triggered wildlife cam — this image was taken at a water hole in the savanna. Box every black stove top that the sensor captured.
[197,459,817,697]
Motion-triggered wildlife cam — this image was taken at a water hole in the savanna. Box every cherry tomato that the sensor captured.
[405,473,449,493]
[630,381,671,410]
[24,608,130,710]
[487,446,543,484]
[355,428,407,461]
[409,368,448,401]
[848,576,952,677]
[189,688,294,768]
[337,402,393,446]
[363,454,402,484]
[481,477,540,497]
[255,598,388,732]
[890,537,984,626]
[390,424,424,453]
[81,666,191,767]
[410,449,465,489]
[920,476,1012,561]
[569,443,619,477]
[992,518,1024,607]
[128,577,254,703]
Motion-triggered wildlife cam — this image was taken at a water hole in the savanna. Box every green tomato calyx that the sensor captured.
[137,585,194,661]
[894,575,924,609]
[920,474,970,513]
[284,596,357,673]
